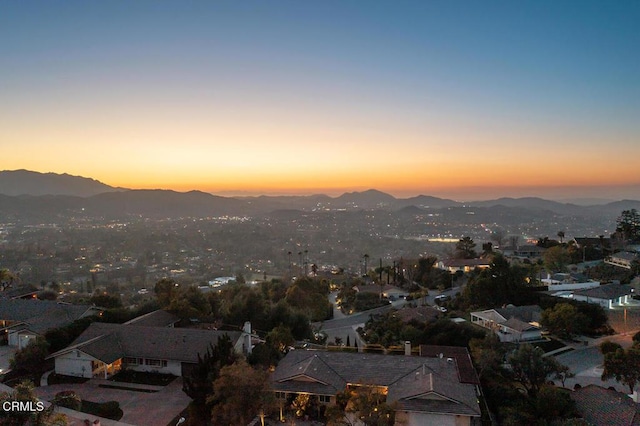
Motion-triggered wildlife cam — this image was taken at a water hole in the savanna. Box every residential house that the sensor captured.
[570,385,640,426]
[0,299,101,349]
[48,321,250,379]
[541,273,600,292]
[437,258,491,273]
[605,252,640,270]
[470,305,542,343]
[511,245,546,260]
[569,283,634,309]
[271,349,481,426]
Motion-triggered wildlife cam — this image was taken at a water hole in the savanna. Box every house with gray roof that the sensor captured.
[570,283,634,309]
[48,321,250,379]
[271,350,481,426]
[606,251,640,270]
[470,305,542,343]
[0,299,101,349]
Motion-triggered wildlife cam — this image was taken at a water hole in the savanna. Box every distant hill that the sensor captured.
[333,189,397,208]
[1,170,639,222]
[0,170,121,197]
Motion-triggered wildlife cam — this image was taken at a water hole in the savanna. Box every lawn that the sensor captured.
[109,370,176,386]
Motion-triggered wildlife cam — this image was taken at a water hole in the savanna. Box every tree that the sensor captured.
[508,344,564,397]
[10,337,49,374]
[90,293,122,308]
[469,333,505,378]
[540,303,588,340]
[616,209,640,244]
[557,231,565,244]
[154,278,178,307]
[553,363,575,388]
[182,334,239,418]
[455,236,477,259]
[543,245,571,272]
[0,380,62,425]
[599,340,622,356]
[327,387,396,426]
[601,345,640,393]
[266,324,295,353]
[209,360,274,426]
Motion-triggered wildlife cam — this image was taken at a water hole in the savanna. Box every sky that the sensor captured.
[1,1,639,201]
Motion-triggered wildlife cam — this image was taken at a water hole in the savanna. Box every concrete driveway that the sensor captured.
[553,332,637,392]
[35,376,190,426]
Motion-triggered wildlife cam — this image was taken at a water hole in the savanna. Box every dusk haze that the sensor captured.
[2,1,639,200]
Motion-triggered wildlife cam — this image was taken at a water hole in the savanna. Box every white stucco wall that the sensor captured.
[127,359,182,376]
[396,411,472,426]
[8,330,39,349]
[55,350,95,378]
[547,282,600,291]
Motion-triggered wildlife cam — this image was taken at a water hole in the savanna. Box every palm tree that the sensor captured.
[363,254,369,277]
[557,231,565,244]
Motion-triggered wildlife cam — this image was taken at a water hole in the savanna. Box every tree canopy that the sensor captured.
[508,344,567,397]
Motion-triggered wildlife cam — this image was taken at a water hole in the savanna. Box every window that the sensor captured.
[124,357,140,365]
[144,358,167,367]
[319,395,331,403]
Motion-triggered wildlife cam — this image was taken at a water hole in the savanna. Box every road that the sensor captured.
[313,293,407,349]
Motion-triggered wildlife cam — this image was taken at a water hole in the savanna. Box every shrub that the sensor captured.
[97,401,121,419]
[53,390,81,411]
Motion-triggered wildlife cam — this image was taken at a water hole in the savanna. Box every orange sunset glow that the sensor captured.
[2,2,639,200]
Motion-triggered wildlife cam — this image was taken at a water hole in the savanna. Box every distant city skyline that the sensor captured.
[2,1,639,201]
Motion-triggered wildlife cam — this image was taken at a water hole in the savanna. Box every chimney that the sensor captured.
[404,341,411,356]
[243,321,252,355]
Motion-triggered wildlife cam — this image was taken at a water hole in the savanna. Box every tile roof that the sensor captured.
[50,322,242,364]
[571,385,640,426]
[418,345,480,385]
[272,350,480,417]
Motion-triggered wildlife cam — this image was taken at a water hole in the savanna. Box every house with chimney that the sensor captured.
[271,345,481,426]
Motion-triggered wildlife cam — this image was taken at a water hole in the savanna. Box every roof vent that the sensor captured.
[447,357,454,363]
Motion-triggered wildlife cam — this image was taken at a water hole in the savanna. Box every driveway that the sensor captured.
[553,332,637,392]
[35,376,190,426]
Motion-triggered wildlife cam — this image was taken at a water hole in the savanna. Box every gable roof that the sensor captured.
[494,305,541,323]
[573,283,633,300]
[272,350,480,417]
[394,305,440,324]
[123,310,180,327]
[0,299,99,333]
[571,385,640,426]
[49,322,242,364]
